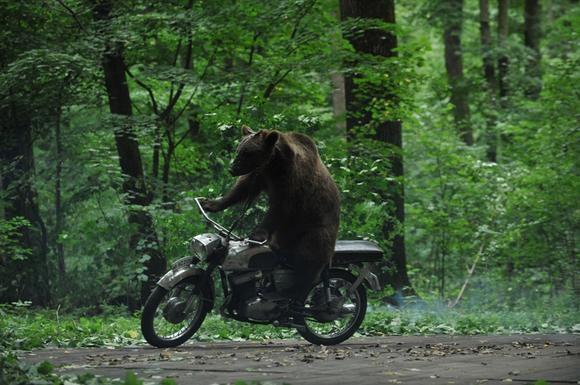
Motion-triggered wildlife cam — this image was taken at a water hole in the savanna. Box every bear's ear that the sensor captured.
[241,125,255,136]
[264,131,279,149]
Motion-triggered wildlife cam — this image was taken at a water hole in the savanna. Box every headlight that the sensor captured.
[191,239,207,259]
[190,233,222,260]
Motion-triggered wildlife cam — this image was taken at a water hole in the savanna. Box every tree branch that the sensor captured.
[261,0,316,100]
[263,68,292,99]
[165,0,195,118]
[168,38,182,105]
[236,31,261,117]
[449,240,487,308]
[174,49,216,124]
[55,0,86,33]
[125,67,159,115]
[290,0,317,39]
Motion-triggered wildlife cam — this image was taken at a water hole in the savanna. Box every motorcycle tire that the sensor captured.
[141,276,211,348]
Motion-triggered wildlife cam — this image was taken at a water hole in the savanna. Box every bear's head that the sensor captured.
[229,126,279,176]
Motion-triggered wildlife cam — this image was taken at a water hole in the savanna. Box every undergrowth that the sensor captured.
[1,302,578,350]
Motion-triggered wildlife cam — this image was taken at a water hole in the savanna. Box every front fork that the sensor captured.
[185,261,218,313]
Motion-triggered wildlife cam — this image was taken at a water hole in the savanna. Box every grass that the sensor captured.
[2,303,572,385]
[1,302,578,350]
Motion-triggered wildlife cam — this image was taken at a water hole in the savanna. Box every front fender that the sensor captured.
[157,266,205,290]
[157,265,215,310]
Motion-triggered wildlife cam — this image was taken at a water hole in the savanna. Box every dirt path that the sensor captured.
[21,335,579,385]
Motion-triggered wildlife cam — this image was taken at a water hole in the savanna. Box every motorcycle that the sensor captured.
[140,198,383,347]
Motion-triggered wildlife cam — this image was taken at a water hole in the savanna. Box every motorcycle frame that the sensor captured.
[154,197,381,327]
[156,251,380,330]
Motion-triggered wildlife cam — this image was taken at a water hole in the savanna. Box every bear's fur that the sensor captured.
[201,126,340,300]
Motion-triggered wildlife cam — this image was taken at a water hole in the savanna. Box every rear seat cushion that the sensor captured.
[333,240,383,264]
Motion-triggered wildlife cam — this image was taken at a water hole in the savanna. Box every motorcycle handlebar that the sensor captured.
[195,198,267,246]
[194,197,237,239]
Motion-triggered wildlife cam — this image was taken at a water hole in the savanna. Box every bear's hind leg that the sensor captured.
[288,229,336,302]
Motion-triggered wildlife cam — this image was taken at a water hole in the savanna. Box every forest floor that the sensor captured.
[20,334,579,385]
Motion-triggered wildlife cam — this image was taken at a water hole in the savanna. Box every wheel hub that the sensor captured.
[163,297,187,323]
[310,288,343,322]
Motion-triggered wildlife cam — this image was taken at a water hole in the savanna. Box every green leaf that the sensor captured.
[36,360,53,375]
[124,372,143,385]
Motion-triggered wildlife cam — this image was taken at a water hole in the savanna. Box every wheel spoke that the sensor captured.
[303,276,362,339]
[152,282,203,340]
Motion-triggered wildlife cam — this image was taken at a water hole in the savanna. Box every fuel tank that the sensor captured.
[222,241,279,271]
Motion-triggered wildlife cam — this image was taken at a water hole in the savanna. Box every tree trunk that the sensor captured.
[152,125,161,181]
[0,101,50,305]
[479,0,498,162]
[498,0,509,104]
[340,0,414,296]
[479,0,497,96]
[443,0,473,146]
[331,73,346,132]
[55,107,66,280]
[524,0,542,99]
[161,133,174,205]
[93,0,166,304]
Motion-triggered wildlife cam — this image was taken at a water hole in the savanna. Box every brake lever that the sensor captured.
[246,238,268,246]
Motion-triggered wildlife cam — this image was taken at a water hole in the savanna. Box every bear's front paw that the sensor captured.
[200,198,222,213]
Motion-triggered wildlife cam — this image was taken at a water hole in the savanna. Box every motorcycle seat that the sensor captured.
[333,240,383,265]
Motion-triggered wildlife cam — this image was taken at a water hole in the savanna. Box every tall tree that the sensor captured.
[479,0,498,161]
[93,0,166,303]
[0,2,50,305]
[339,0,414,297]
[54,105,65,280]
[443,0,473,145]
[524,0,542,99]
[497,0,510,104]
[0,104,51,305]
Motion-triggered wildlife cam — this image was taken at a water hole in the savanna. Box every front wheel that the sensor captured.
[141,276,211,348]
[297,269,367,345]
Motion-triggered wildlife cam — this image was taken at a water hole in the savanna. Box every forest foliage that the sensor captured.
[0,0,578,314]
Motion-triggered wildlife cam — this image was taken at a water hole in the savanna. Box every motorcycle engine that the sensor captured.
[228,269,295,321]
[243,296,283,321]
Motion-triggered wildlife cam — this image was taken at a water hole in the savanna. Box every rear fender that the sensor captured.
[342,263,381,293]
[359,263,381,291]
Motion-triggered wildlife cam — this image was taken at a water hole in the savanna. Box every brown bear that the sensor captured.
[201,125,340,302]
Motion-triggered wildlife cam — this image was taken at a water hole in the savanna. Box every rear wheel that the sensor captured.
[297,269,367,345]
[141,276,211,348]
